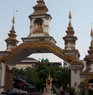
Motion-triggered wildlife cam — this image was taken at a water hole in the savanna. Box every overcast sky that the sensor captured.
[0,0,93,62]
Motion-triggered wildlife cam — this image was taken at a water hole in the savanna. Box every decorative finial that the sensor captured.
[69,6,72,20]
[11,10,18,31]
[69,11,72,20]
[12,16,15,24]
[11,16,15,31]
[68,6,72,27]
[90,22,93,37]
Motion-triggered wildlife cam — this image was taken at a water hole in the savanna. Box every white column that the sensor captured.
[70,65,81,92]
[0,63,6,93]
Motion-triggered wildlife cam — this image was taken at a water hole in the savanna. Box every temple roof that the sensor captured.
[32,0,48,15]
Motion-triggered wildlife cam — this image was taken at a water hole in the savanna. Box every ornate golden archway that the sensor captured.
[0,41,78,65]
[0,40,83,91]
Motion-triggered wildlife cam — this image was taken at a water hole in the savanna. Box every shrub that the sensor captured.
[69,87,76,95]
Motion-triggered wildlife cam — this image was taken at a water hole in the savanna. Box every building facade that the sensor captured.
[0,0,92,95]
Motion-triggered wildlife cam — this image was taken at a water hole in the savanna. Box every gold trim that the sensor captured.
[44,32,49,36]
[33,31,43,34]
[1,41,77,63]
[43,24,49,27]
[83,76,93,85]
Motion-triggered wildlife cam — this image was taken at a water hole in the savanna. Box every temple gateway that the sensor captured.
[0,0,93,95]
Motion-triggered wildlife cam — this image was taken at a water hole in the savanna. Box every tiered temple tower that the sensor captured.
[84,27,93,72]
[22,0,56,44]
[63,11,82,91]
[80,27,93,95]
[29,0,51,37]
[63,11,80,60]
[5,16,19,51]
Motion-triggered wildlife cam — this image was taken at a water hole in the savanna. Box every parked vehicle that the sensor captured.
[1,88,27,95]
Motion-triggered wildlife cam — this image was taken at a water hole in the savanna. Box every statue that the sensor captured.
[34,23,43,33]
[42,71,55,95]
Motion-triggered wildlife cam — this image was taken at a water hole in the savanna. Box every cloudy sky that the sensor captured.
[0,0,93,62]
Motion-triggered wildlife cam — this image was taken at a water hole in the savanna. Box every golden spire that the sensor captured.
[90,23,93,37]
[5,14,19,51]
[11,16,15,31]
[69,11,72,19]
[68,7,72,27]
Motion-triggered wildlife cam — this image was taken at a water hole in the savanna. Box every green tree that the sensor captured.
[14,63,69,91]
[58,67,69,87]
[36,63,69,89]
[36,63,49,85]
[24,66,39,82]
[14,67,25,77]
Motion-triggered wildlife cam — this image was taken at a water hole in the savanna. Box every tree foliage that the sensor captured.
[14,63,69,89]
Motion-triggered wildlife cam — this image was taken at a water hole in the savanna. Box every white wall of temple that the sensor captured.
[42,18,50,34]
[6,45,15,51]
[29,17,51,37]
[71,69,80,92]
[15,64,34,69]
[6,45,11,51]
[66,43,75,50]
[0,63,5,93]
[76,70,81,91]
[71,70,76,87]
[30,19,35,34]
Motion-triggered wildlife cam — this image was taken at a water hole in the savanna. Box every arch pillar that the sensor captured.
[0,63,6,93]
[0,63,14,93]
[4,65,14,91]
[70,63,83,92]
